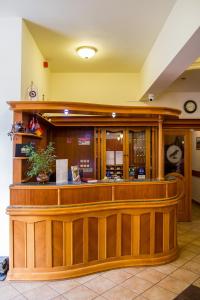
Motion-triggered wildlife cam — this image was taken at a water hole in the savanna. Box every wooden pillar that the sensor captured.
[158,115,164,180]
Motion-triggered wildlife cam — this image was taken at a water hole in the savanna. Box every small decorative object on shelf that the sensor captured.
[129,166,136,180]
[7,121,25,140]
[138,167,146,179]
[28,115,43,136]
[24,142,56,183]
[27,81,38,100]
[71,165,81,182]
[15,143,35,157]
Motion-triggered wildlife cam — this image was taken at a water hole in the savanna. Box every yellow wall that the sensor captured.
[21,21,50,100]
[49,73,139,105]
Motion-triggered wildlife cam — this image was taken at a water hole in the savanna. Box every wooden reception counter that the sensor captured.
[7,178,178,280]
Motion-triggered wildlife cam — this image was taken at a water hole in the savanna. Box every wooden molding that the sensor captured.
[192,170,200,177]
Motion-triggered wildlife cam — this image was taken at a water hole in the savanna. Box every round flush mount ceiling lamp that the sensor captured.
[76,46,97,59]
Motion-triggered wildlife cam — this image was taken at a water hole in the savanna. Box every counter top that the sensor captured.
[11,176,176,187]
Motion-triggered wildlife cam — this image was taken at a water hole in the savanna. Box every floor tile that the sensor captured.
[170,268,199,283]
[48,279,80,294]
[158,275,190,294]
[182,261,200,274]
[193,277,200,288]
[0,284,21,300]
[134,296,148,300]
[135,268,166,283]
[183,243,200,254]
[101,269,133,284]
[190,239,200,246]
[93,296,106,300]
[178,250,196,260]
[151,264,177,275]
[52,296,66,300]
[192,254,200,263]
[121,276,153,294]
[84,276,116,294]
[11,296,26,300]
[142,286,176,300]
[0,281,10,289]
[75,273,100,284]
[121,267,145,275]
[10,280,45,293]
[102,285,138,300]
[63,285,98,300]
[23,284,59,300]
[170,257,188,268]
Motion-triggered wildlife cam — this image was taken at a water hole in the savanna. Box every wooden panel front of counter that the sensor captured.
[7,180,178,280]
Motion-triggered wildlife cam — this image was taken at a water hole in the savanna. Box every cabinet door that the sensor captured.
[164,129,191,221]
[126,128,151,179]
[101,128,126,179]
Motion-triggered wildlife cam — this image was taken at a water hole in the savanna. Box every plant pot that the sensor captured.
[36,173,49,184]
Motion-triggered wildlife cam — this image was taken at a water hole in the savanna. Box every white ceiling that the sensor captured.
[0,0,177,72]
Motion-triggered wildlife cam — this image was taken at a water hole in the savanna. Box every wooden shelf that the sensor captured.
[14,132,42,139]
[13,157,28,160]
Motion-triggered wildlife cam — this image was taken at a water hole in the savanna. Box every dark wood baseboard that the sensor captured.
[192,170,200,177]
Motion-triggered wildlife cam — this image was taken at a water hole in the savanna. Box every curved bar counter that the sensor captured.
[7,178,178,280]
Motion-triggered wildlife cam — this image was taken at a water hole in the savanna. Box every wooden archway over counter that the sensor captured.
[8,101,181,181]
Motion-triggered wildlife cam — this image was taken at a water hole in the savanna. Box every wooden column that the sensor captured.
[158,116,164,180]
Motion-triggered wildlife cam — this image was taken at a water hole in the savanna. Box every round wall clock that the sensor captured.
[166,145,182,164]
[183,100,197,113]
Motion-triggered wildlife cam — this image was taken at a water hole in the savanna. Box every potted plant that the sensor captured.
[25,142,56,183]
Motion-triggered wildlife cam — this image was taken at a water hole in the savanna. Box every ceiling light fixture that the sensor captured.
[64,109,69,115]
[76,46,97,59]
[112,112,116,118]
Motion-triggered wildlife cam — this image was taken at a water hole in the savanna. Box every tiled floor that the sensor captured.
[2,202,200,300]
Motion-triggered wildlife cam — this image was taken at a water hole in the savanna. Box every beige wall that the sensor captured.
[49,73,139,105]
[147,91,200,118]
[0,18,22,255]
[21,21,50,100]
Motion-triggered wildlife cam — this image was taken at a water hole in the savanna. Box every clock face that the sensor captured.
[166,145,182,164]
[184,100,197,113]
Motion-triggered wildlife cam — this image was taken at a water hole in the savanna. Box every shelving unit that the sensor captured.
[12,112,48,183]
[106,164,123,178]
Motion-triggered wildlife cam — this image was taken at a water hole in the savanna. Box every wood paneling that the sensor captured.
[168,181,177,198]
[115,184,166,200]
[140,213,150,255]
[61,186,112,204]
[164,129,191,221]
[30,190,58,205]
[54,127,94,178]
[155,212,163,253]
[192,170,200,177]
[10,189,58,205]
[121,214,131,256]
[10,178,177,207]
[169,210,175,250]
[73,218,83,264]
[88,217,98,262]
[8,178,179,281]
[35,221,46,268]
[52,221,63,267]
[13,221,26,268]
[106,215,117,258]
[8,197,178,280]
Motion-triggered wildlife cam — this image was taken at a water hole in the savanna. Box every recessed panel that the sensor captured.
[140,213,150,255]
[121,214,131,256]
[88,217,98,262]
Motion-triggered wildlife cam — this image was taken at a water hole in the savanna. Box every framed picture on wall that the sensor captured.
[196,137,200,150]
